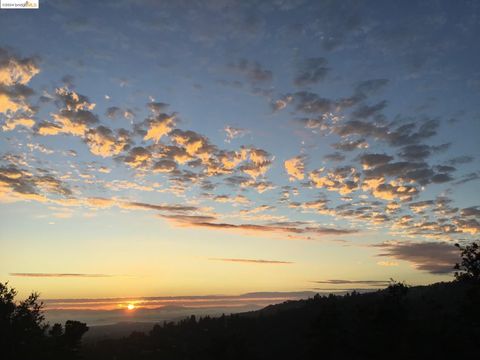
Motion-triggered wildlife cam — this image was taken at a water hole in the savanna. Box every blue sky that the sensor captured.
[0,0,479,302]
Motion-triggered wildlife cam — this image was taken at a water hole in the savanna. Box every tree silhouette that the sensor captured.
[454,241,480,282]
[0,282,88,360]
[64,320,89,349]
[1,283,47,358]
[386,278,409,299]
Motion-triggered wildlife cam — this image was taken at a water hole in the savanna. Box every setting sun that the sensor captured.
[127,304,135,311]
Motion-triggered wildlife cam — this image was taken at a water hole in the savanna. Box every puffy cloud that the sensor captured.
[2,116,35,131]
[143,113,176,143]
[224,176,275,193]
[431,173,453,183]
[98,166,111,174]
[409,200,435,214]
[153,159,177,173]
[332,138,369,151]
[0,48,39,115]
[239,148,273,179]
[284,156,305,181]
[36,88,98,137]
[0,92,23,114]
[229,59,273,83]
[358,153,393,170]
[351,100,387,120]
[240,162,270,179]
[106,106,125,119]
[0,165,71,203]
[309,166,359,195]
[35,175,72,196]
[50,109,97,136]
[0,47,39,86]
[99,179,154,193]
[292,198,330,213]
[294,57,329,86]
[224,126,249,142]
[147,101,169,114]
[461,206,480,217]
[371,183,418,201]
[86,197,115,208]
[248,148,271,165]
[246,180,275,193]
[363,161,444,187]
[397,144,430,160]
[85,126,131,157]
[170,129,215,162]
[1,44,476,254]
[271,94,293,111]
[55,87,95,112]
[100,105,132,123]
[398,143,450,161]
[121,146,152,169]
[154,144,192,165]
[0,166,25,180]
[26,143,54,154]
[293,91,333,114]
[213,194,249,204]
[356,175,385,194]
[334,118,440,148]
[217,150,247,171]
[452,217,480,235]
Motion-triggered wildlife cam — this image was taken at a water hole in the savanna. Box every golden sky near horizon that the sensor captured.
[1,0,479,301]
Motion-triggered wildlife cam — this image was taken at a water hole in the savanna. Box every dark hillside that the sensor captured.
[82,280,480,360]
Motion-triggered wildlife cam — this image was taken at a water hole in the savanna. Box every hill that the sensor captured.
[81,280,480,360]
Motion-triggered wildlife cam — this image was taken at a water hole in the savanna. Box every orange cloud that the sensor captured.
[284,156,305,181]
[144,114,175,143]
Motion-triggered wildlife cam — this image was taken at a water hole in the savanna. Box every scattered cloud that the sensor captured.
[374,241,460,274]
[229,59,273,84]
[0,47,39,116]
[162,214,357,239]
[312,279,389,286]
[271,94,293,111]
[0,16,478,285]
[143,113,176,143]
[224,126,249,143]
[209,258,293,264]
[9,273,115,278]
[377,261,399,267]
[284,155,305,181]
[294,57,329,86]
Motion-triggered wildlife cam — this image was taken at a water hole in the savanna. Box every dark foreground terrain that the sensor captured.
[2,241,480,360]
[81,280,479,360]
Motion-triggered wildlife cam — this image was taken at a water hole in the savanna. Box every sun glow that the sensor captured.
[127,304,135,310]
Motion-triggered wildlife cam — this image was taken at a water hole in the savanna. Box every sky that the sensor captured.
[1,0,479,313]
